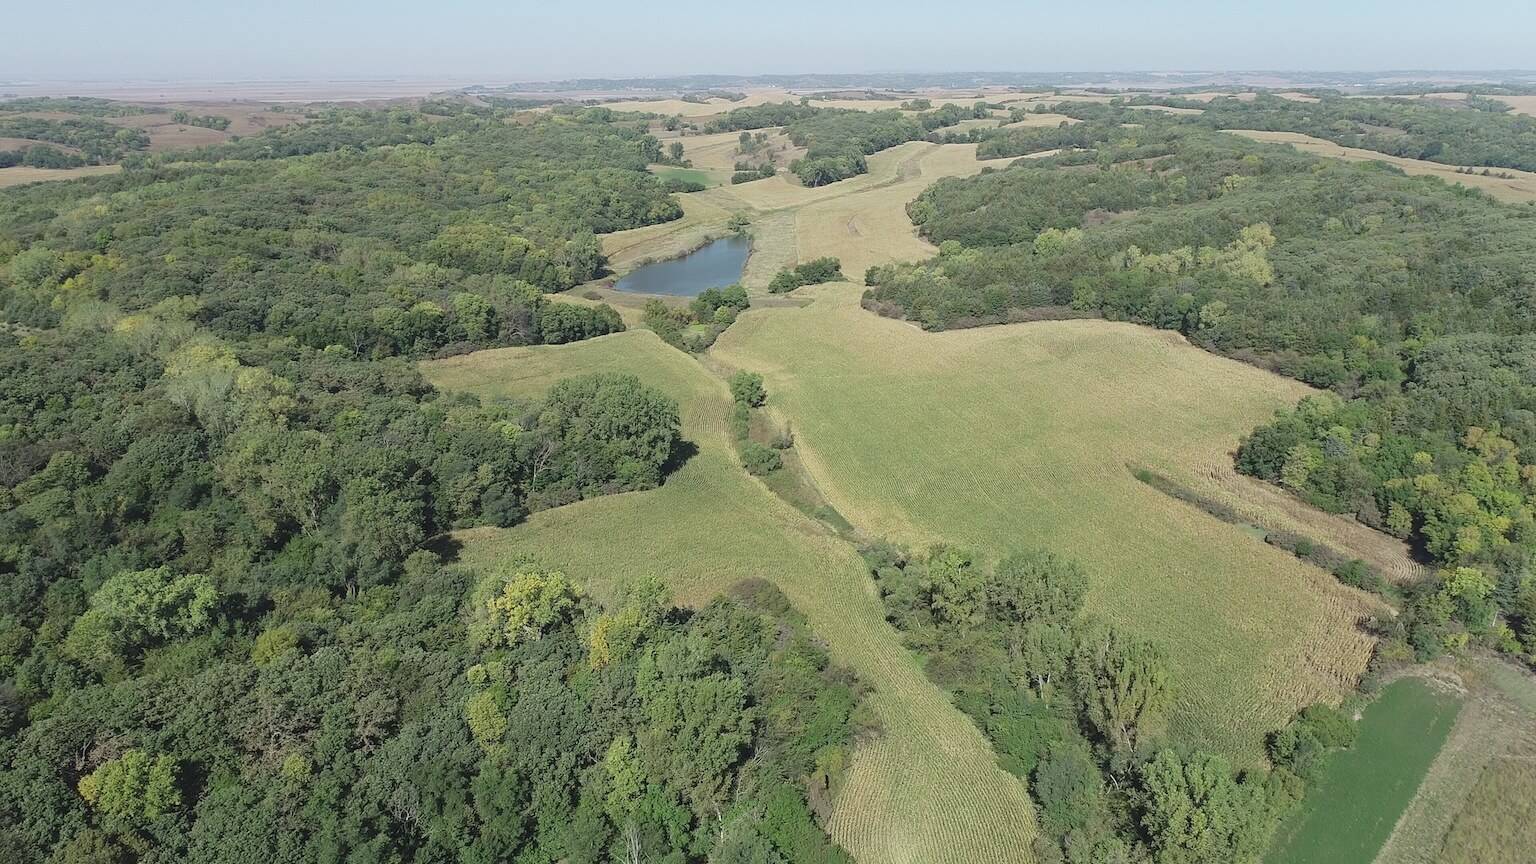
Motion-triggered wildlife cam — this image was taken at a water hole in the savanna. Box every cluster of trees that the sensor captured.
[679,89,746,103]
[0,145,86,169]
[768,258,844,293]
[1237,384,1536,660]
[731,162,777,184]
[867,116,1536,668]
[702,100,970,186]
[786,108,956,186]
[1142,92,1536,171]
[0,116,149,164]
[169,111,231,131]
[980,107,1185,161]
[863,544,1298,864]
[726,371,786,476]
[0,97,149,117]
[643,283,751,352]
[702,102,822,133]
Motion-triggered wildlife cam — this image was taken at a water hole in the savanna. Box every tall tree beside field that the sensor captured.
[1075,627,1170,753]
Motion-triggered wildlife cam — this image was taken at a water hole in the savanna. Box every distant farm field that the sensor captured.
[1266,678,1462,864]
[0,164,121,187]
[1491,94,1536,117]
[423,331,1041,864]
[1227,129,1536,203]
[712,286,1380,764]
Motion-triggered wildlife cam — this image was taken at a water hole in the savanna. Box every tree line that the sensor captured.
[1128,92,1536,171]
[862,543,1321,864]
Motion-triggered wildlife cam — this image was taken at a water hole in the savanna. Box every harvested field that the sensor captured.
[1491,94,1536,117]
[0,164,120,187]
[0,137,81,153]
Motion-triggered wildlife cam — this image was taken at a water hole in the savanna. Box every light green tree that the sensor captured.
[78,750,181,821]
[1076,627,1170,752]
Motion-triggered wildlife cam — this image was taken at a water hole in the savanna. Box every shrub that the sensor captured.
[729,370,767,407]
[741,442,783,475]
[769,258,844,293]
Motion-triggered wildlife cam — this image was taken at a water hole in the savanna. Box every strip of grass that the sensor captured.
[1266,677,1463,864]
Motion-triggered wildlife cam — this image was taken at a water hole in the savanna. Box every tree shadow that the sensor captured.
[661,438,699,482]
[425,533,464,561]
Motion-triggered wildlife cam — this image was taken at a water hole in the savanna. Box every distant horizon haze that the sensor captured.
[7,0,1536,82]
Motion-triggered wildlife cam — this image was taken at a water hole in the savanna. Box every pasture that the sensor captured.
[424,331,1042,864]
[1227,129,1536,203]
[711,285,1380,763]
[1265,677,1462,864]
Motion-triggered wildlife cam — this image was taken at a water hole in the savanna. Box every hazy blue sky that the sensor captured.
[7,0,1535,80]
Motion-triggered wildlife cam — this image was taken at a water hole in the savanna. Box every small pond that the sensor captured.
[613,235,749,296]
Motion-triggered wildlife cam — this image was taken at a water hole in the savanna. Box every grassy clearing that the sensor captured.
[422,331,1040,864]
[1435,744,1536,864]
[0,164,121,188]
[1227,129,1536,204]
[711,285,1380,764]
[652,165,716,187]
[1267,678,1462,864]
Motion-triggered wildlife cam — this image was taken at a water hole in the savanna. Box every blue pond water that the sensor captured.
[612,235,750,296]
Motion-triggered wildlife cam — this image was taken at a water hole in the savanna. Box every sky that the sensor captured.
[6,0,1536,81]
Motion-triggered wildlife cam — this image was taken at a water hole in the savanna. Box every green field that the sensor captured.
[422,331,1041,864]
[652,166,716,187]
[1267,678,1463,864]
[712,285,1379,763]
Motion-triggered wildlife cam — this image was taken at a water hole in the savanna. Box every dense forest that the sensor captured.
[0,116,149,165]
[865,114,1536,668]
[0,105,858,862]
[1129,92,1536,171]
